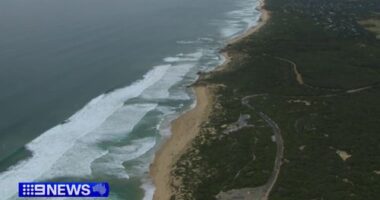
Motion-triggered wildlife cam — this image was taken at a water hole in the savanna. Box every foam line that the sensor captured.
[42,104,158,179]
[0,65,170,199]
[91,137,156,179]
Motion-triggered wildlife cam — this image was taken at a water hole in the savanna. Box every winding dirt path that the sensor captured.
[275,57,304,85]
[346,85,374,93]
[274,56,380,95]
[242,95,284,200]
[217,80,379,200]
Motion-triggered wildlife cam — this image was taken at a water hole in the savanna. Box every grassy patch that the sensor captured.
[360,16,380,39]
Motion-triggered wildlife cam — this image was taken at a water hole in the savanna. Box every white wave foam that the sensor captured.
[199,37,215,42]
[176,37,215,45]
[164,57,193,62]
[220,0,260,38]
[141,178,155,200]
[221,20,244,38]
[138,51,202,100]
[91,137,156,179]
[0,65,170,200]
[163,51,203,63]
[155,106,175,115]
[176,40,196,45]
[42,104,157,179]
[168,89,191,101]
[0,0,265,198]
[141,64,194,100]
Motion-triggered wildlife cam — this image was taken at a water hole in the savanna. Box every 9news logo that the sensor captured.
[19,182,109,198]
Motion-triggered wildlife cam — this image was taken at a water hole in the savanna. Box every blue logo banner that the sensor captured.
[18,182,109,198]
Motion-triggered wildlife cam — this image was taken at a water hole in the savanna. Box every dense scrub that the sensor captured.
[171,0,380,199]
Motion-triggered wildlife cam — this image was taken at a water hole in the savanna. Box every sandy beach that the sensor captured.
[216,0,269,72]
[150,86,214,200]
[150,1,270,199]
[228,0,269,45]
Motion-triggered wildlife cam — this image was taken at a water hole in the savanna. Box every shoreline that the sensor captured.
[150,86,214,200]
[150,1,270,199]
[216,0,269,72]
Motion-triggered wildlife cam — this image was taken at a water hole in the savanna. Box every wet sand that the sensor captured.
[150,1,270,199]
[150,86,214,200]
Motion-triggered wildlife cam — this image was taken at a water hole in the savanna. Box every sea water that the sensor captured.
[0,0,261,199]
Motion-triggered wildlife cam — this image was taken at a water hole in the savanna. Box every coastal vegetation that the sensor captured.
[169,0,380,199]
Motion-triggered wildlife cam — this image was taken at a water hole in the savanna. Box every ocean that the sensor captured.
[0,0,261,199]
